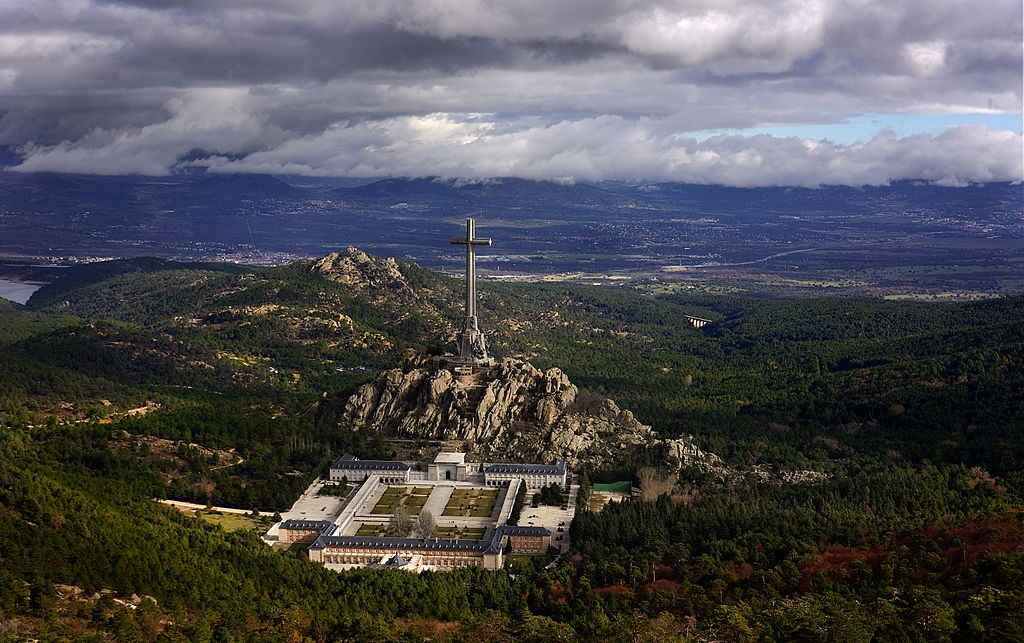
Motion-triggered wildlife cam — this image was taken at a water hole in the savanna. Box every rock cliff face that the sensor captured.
[334,356,726,472]
[306,248,733,475]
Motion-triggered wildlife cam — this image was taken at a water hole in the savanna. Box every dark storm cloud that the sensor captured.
[0,92,172,146]
[0,0,1020,184]
[106,29,526,85]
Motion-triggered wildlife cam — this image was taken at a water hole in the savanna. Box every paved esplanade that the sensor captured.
[450,218,492,361]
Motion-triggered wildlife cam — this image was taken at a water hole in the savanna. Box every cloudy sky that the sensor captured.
[1,0,1021,186]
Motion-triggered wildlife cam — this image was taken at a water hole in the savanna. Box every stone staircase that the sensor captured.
[455,372,490,419]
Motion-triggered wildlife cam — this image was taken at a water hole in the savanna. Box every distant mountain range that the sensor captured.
[0,169,1020,288]
[337,176,622,203]
[1,166,1019,210]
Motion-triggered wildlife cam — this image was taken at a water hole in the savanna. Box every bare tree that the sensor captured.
[417,510,435,538]
[388,504,414,537]
[638,467,675,502]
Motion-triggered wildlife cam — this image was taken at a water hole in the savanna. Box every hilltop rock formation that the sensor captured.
[309,247,456,343]
[311,246,414,299]
[330,356,727,473]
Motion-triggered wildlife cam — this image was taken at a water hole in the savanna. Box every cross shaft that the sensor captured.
[449,218,492,360]
[449,218,491,320]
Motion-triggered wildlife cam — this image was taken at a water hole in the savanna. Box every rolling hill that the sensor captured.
[1,248,1023,640]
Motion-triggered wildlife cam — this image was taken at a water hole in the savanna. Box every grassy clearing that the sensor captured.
[199,512,262,532]
[164,503,266,532]
[589,491,628,512]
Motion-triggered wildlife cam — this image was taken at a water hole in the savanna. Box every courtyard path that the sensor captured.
[156,498,276,517]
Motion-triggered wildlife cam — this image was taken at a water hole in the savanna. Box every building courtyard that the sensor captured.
[269,451,574,572]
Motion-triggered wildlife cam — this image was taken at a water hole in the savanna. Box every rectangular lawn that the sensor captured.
[371,485,433,515]
[441,487,498,517]
[355,524,388,537]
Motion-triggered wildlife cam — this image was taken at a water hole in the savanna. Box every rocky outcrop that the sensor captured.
[309,247,455,342]
[311,247,414,299]
[333,356,726,472]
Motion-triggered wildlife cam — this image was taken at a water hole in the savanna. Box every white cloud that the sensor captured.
[20,108,1017,187]
[615,1,827,72]
[199,118,1024,186]
[903,41,947,77]
[12,89,283,175]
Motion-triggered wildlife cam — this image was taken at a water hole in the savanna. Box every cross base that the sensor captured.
[456,315,489,361]
[432,354,496,371]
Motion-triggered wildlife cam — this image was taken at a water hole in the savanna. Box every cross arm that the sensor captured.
[449,237,493,246]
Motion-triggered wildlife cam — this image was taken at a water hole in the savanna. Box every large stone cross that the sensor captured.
[450,218,492,360]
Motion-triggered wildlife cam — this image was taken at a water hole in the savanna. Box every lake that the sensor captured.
[0,278,43,304]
